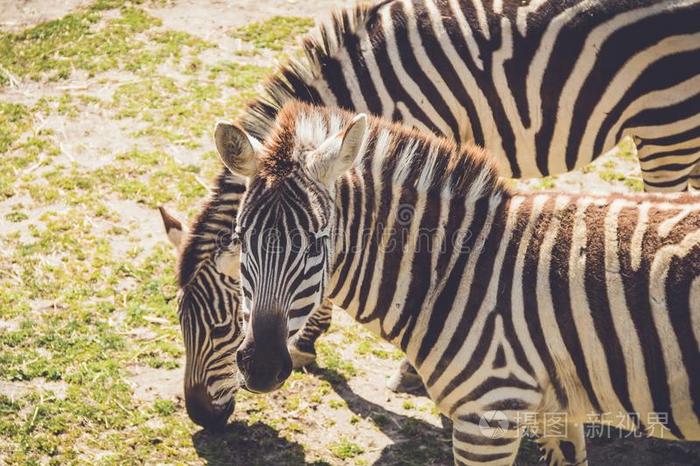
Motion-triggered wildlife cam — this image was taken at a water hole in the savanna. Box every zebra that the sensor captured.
[241,0,700,192]
[156,174,246,430]
[158,181,417,428]
[215,101,700,465]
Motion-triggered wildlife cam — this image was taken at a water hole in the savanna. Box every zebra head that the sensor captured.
[159,205,244,429]
[214,104,368,393]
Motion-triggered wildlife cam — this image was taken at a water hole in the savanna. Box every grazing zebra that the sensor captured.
[216,101,700,465]
[173,0,700,414]
[156,174,246,430]
[242,0,700,191]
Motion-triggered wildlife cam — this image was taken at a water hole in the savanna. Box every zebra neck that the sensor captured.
[327,174,509,348]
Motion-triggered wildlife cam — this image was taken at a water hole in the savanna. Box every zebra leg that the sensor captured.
[537,422,588,466]
[636,137,699,192]
[689,161,700,191]
[386,358,425,393]
[287,299,333,369]
[451,415,521,465]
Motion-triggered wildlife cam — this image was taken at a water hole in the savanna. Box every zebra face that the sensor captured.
[213,106,368,393]
[178,257,245,429]
[159,207,244,430]
[233,178,333,393]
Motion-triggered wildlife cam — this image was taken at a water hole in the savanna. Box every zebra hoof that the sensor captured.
[386,367,424,393]
[289,344,316,369]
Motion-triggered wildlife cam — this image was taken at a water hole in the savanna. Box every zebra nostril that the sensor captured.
[277,353,293,384]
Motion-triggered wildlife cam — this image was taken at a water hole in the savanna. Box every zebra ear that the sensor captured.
[158,206,187,252]
[308,114,368,187]
[214,121,259,178]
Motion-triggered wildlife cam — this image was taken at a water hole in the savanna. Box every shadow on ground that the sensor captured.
[586,428,700,466]
[193,421,330,466]
[191,366,455,465]
[311,366,454,465]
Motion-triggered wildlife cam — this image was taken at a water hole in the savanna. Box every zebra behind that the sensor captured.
[217,101,700,465]
[244,0,700,191]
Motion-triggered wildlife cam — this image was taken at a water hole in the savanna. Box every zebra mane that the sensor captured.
[240,0,392,140]
[177,171,246,288]
[180,3,390,286]
[265,102,508,201]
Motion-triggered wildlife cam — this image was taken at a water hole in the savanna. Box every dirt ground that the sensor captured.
[0,1,699,465]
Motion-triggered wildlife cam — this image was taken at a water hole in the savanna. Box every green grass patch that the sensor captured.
[0,6,211,84]
[153,399,177,416]
[599,169,627,184]
[329,437,364,459]
[4,211,28,222]
[230,16,315,51]
[624,178,644,192]
[355,339,403,360]
[0,103,32,153]
[533,175,556,190]
[316,341,358,379]
[0,8,159,82]
[109,72,266,149]
[208,61,270,90]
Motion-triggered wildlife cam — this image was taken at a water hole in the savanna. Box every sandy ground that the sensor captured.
[1,1,699,465]
[0,0,94,31]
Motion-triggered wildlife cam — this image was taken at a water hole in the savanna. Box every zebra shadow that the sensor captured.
[191,420,328,466]
[189,366,541,465]
[308,366,455,465]
[190,366,455,465]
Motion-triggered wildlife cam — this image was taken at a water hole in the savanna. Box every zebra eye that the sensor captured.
[211,323,230,339]
[231,230,241,246]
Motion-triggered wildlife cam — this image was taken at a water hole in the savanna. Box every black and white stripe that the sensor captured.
[218,102,700,465]
[243,0,700,191]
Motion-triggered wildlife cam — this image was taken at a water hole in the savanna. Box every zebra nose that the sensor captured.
[237,340,292,393]
[184,384,234,430]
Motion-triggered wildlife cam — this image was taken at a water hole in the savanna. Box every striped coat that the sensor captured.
[216,101,700,465]
[244,0,700,190]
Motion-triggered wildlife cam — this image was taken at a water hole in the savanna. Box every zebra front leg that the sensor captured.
[636,136,699,192]
[387,358,425,393]
[452,415,521,466]
[288,299,333,369]
[689,159,700,191]
[537,422,588,466]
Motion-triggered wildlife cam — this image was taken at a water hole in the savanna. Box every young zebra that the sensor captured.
[243,0,700,191]
[216,101,700,465]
